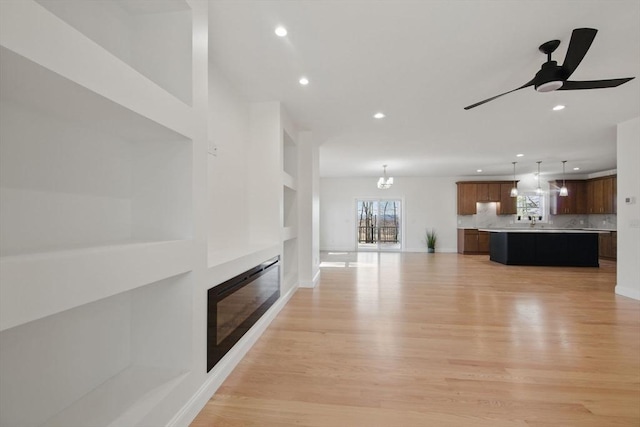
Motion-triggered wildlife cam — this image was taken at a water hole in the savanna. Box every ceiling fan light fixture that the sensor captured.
[536,80,564,92]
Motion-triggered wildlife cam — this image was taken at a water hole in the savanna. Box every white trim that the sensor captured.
[615,285,640,301]
[167,284,298,427]
[299,270,321,288]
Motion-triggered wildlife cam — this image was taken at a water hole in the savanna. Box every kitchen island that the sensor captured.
[481,229,603,267]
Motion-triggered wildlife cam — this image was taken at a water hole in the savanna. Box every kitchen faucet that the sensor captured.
[528,215,542,228]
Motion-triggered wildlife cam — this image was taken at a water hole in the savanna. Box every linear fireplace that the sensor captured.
[207,256,280,371]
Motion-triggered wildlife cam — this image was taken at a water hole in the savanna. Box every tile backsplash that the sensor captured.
[457,202,617,230]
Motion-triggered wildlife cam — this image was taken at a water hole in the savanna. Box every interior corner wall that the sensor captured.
[320,177,458,253]
[615,116,640,300]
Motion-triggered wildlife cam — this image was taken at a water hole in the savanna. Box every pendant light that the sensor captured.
[510,162,518,197]
[559,160,569,196]
[377,165,394,189]
[535,161,543,195]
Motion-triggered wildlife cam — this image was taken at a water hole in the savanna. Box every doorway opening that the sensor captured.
[356,199,402,251]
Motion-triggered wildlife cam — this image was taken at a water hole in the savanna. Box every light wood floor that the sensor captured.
[192,252,640,426]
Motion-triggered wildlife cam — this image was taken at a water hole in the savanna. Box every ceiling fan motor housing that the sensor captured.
[535,61,565,92]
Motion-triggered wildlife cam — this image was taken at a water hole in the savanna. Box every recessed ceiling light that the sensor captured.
[516,153,524,157]
[477,169,483,173]
[553,105,566,111]
[274,26,287,37]
[373,112,385,119]
[573,167,580,170]
[299,77,309,85]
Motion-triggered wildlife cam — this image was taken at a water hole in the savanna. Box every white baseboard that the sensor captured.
[167,284,298,427]
[299,270,320,288]
[615,285,640,300]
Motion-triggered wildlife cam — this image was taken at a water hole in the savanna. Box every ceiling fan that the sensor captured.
[464,28,635,110]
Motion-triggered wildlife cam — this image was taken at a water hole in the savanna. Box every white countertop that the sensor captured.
[478,228,609,233]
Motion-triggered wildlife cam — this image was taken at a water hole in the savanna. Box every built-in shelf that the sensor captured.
[282,171,297,190]
[0,2,200,426]
[0,2,193,136]
[0,239,193,331]
[42,366,189,427]
[283,186,297,229]
[0,47,192,258]
[282,130,297,178]
[282,226,297,241]
[0,274,192,427]
[33,0,193,105]
[207,243,280,271]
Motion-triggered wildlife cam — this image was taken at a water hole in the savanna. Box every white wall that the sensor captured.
[298,131,320,287]
[207,66,251,253]
[320,177,458,252]
[616,116,640,300]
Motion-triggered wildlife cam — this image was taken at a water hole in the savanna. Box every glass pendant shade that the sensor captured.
[536,161,542,195]
[510,161,518,197]
[559,160,569,197]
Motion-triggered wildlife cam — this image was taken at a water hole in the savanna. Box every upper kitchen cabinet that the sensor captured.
[496,183,517,215]
[549,180,587,214]
[457,182,478,215]
[588,176,616,214]
[457,181,517,216]
[476,182,501,202]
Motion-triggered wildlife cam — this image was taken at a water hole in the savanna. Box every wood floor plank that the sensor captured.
[192,253,640,426]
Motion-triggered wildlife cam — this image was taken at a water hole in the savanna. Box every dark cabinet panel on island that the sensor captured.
[489,231,599,267]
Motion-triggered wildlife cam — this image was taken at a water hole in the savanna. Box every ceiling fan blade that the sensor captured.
[558,77,635,90]
[562,28,597,79]
[464,79,535,110]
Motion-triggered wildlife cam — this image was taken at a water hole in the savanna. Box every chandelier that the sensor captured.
[377,165,394,189]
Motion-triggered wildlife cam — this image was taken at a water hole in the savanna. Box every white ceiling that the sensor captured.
[208,1,640,179]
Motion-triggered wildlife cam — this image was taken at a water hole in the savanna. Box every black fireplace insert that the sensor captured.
[207,256,280,371]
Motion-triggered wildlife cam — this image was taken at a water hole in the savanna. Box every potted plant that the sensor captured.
[426,228,437,253]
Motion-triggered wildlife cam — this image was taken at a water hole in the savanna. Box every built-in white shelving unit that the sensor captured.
[0,1,196,425]
[34,0,193,105]
[1,1,314,425]
[281,128,299,294]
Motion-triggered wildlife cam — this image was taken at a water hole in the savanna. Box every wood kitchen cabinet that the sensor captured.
[549,180,587,214]
[457,183,478,215]
[457,181,517,215]
[588,176,616,214]
[599,231,617,260]
[457,229,490,254]
[497,183,517,215]
[476,182,501,202]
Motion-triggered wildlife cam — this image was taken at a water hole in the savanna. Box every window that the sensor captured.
[516,193,545,222]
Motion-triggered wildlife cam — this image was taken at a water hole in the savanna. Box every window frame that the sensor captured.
[515,192,548,223]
